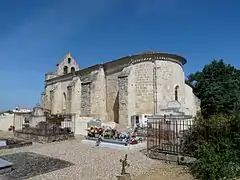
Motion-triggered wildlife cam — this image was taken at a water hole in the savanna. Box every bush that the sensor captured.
[182,113,240,180]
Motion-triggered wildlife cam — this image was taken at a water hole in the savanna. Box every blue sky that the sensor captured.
[0,0,239,110]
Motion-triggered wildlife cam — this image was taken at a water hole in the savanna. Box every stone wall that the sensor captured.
[118,76,128,126]
[81,82,91,116]
[44,84,54,111]
[30,116,46,127]
[56,52,79,76]
[71,77,81,115]
[155,60,186,113]
[184,84,201,116]
[90,68,107,120]
[106,72,121,122]
[0,114,14,131]
[45,73,57,81]
[132,61,154,115]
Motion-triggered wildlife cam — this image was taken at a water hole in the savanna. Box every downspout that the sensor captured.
[153,61,157,115]
[104,70,108,121]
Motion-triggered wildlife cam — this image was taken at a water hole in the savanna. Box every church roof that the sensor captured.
[45,51,187,83]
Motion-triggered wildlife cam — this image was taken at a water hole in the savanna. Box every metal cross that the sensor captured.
[95,136,101,146]
[120,154,130,175]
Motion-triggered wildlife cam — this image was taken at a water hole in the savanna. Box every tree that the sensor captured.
[187,59,240,118]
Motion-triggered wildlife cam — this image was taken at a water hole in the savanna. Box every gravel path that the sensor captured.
[0,135,162,180]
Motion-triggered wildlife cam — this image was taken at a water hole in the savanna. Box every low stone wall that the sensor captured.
[30,116,46,127]
[14,131,74,143]
[0,115,14,131]
[148,150,196,164]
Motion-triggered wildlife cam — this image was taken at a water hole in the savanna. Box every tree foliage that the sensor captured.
[182,113,240,180]
[186,59,240,118]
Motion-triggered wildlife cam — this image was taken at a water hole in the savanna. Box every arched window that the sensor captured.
[175,86,179,101]
[63,66,68,74]
[71,67,75,74]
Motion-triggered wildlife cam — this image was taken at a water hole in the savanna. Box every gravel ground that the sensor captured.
[0,133,163,180]
[134,164,193,180]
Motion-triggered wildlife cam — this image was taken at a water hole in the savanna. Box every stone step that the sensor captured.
[0,158,13,175]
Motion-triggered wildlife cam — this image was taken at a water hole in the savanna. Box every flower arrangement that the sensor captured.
[85,125,144,145]
[103,127,119,139]
[86,126,104,137]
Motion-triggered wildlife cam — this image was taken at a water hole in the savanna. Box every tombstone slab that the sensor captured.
[0,140,7,147]
[0,175,16,180]
[0,158,13,175]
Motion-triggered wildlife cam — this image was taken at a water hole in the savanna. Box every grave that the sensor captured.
[0,158,13,175]
[14,121,74,143]
[0,139,32,150]
[0,140,7,147]
[83,119,146,150]
[0,152,74,179]
[82,139,146,150]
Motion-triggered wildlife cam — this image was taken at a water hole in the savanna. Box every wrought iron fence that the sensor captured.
[147,115,193,155]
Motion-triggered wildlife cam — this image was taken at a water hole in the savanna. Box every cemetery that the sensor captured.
[0,130,162,180]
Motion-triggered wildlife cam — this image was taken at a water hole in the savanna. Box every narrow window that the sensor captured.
[71,67,75,74]
[175,86,179,101]
[68,58,71,64]
[50,90,54,101]
[63,66,68,74]
[62,92,67,110]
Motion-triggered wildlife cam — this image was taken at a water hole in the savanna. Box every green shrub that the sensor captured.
[182,113,240,180]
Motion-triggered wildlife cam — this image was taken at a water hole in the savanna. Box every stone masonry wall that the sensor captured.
[118,76,128,126]
[71,77,81,115]
[155,60,186,113]
[45,78,74,114]
[90,68,107,120]
[106,72,121,122]
[81,82,91,116]
[133,61,155,115]
[56,53,79,76]
[44,84,54,111]
[185,84,201,116]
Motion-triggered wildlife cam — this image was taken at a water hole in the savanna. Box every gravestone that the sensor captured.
[33,104,44,116]
[158,100,185,116]
[0,158,13,175]
[0,140,7,147]
[87,119,102,128]
[167,100,181,109]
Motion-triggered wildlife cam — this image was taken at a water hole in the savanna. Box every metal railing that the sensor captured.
[147,116,193,155]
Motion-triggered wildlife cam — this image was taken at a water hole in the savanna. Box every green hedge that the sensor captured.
[182,113,240,180]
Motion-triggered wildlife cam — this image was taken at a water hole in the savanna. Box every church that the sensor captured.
[41,52,200,127]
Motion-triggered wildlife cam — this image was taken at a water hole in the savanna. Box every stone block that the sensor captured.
[0,158,13,175]
[116,173,131,180]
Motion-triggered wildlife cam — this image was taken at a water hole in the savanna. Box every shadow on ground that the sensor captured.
[0,152,74,179]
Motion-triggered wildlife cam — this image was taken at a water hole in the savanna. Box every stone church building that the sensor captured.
[41,52,200,126]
